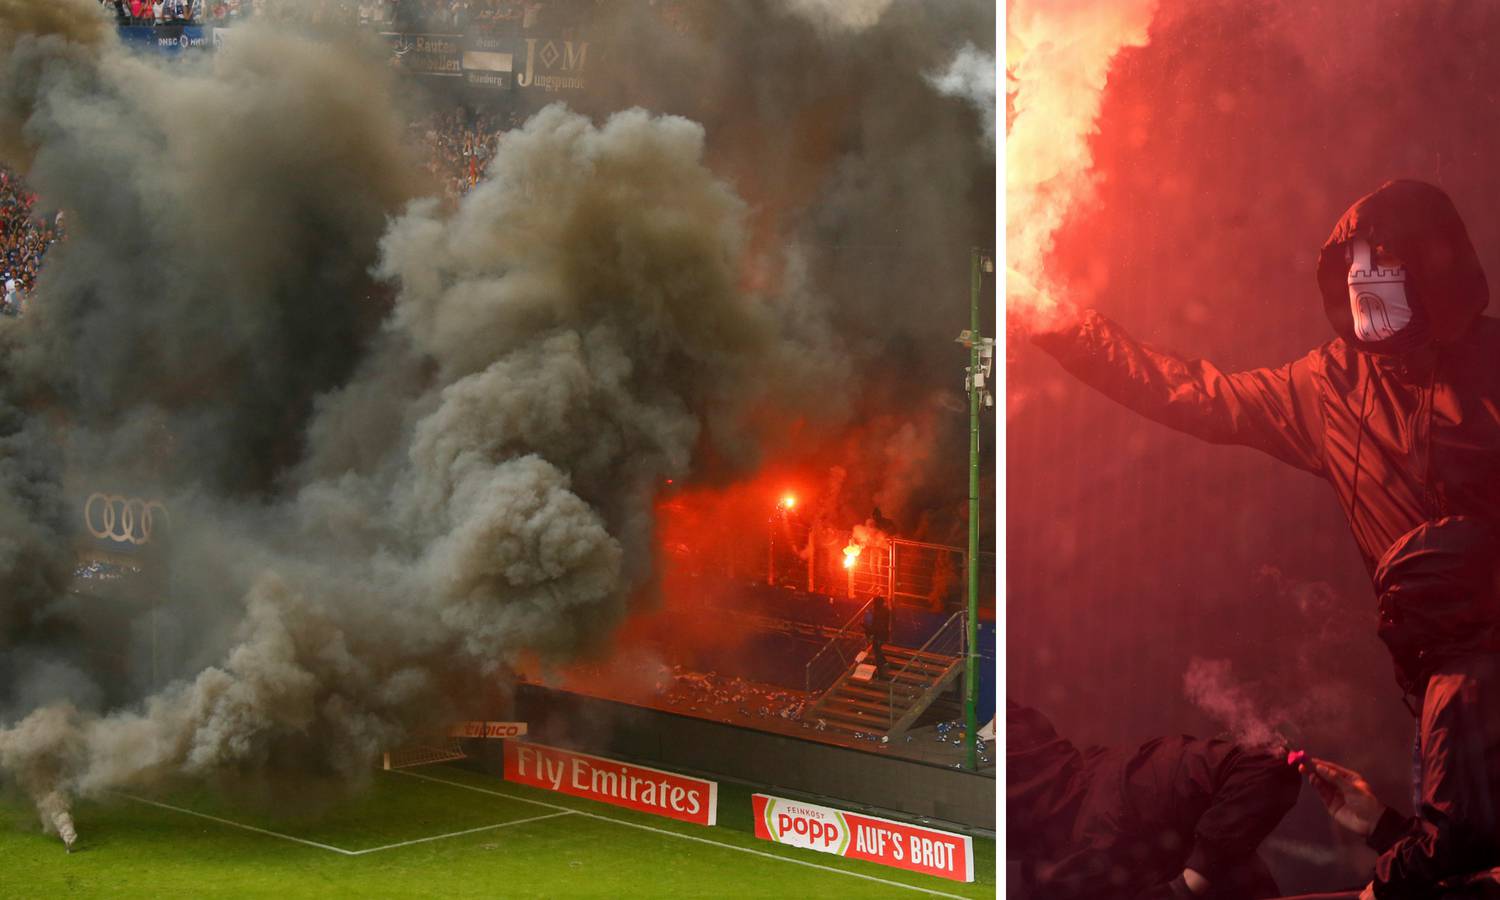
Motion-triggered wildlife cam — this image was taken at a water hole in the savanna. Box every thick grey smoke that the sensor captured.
[0,0,836,827]
[778,0,895,33]
[576,0,997,538]
[928,43,997,148]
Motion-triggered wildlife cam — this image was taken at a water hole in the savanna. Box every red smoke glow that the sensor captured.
[1006,0,1500,888]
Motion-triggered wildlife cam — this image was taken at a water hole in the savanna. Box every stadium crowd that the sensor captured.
[98,0,545,29]
[0,168,62,318]
[100,0,229,23]
[411,107,518,201]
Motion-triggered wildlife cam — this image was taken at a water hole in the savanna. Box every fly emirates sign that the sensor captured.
[503,742,718,826]
[752,794,974,882]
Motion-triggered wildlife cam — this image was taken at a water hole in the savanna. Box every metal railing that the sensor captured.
[803,597,875,695]
[890,539,964,606]
[886,610,967,727]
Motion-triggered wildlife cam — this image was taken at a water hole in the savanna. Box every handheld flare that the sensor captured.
[842,543,861,569]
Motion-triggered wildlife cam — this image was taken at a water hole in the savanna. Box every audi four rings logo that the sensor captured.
[84,494,169,545]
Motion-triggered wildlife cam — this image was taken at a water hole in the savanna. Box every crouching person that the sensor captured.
[1008,700,1301,900]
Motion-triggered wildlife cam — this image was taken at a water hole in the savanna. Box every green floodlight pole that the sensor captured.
[960,248,994,772]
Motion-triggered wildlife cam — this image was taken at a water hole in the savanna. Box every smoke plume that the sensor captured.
[0,0,881,827]
[1005,0,1156,332]
[778,0,895,33]
[1183,658,1291,752]
[928,43,996,149]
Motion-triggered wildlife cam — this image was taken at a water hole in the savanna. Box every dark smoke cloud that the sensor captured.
[571,0,997,535]
[1007,0,1500,889]
[0,0,942,832]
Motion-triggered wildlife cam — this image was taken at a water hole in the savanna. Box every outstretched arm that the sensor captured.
[1032,309,1327,475]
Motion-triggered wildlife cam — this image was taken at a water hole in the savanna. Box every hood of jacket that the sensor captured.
[1317,180,1488,348]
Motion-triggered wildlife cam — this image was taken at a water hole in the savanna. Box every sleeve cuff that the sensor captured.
[1367,806,1413,854]
[1029,307,1096,349]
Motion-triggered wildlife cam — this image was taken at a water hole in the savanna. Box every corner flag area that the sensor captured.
[1,765,995,898]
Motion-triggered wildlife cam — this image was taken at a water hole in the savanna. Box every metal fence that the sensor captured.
[758,519,992,613]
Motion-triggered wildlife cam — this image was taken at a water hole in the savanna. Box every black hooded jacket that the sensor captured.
[1032,180,1500,897]
[1008,701,1298,900]
[1034,180,1500,691]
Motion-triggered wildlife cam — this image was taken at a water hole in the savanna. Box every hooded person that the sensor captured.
[1007,700,1300,900]
[1031,180,1500,898]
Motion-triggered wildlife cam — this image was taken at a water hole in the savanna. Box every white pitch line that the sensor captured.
[391,770,971,900]
[114,794,357,856]
[116,792,573,858]
[346,810,573,856]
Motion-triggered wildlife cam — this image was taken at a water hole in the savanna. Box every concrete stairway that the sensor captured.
[810,641,963,740]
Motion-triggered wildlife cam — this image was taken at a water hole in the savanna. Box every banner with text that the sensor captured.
[462,31,517,90]
[380,32,463,78]
[118,25,213,55]
[449,721,527,739]
[503,741,717,826]
[751,793,974,883]
[514,36,591,92]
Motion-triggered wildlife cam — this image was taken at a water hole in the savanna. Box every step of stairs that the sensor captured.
[810,641,965,741]
[883,647,958,667]
[827,685,896,705]
[822,694,898,717]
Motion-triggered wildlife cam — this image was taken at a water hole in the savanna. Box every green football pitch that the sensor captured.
[1,764,996,898]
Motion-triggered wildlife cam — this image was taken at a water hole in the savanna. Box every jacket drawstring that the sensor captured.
[1349,374,1374,534]
[1379,354,1441,717]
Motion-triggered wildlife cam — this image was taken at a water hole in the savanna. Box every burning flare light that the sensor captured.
[1006,0,1158,332]
[843,542,862,569]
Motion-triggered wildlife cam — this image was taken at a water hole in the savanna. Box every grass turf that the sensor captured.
[1,764,995,898]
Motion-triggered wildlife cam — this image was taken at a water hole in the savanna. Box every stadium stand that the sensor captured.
[0,167,62,317]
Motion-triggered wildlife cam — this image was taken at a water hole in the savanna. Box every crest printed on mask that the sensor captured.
[1347,239,1414,342]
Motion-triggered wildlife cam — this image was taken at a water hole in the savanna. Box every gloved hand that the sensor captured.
[1298,757,1390,837]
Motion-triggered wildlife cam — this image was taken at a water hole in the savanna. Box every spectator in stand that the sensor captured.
[207,0,246,22]
[862,595,891,678]
[2,273,17,317]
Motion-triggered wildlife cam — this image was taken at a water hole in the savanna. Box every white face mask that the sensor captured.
[1347,239,1414,343]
